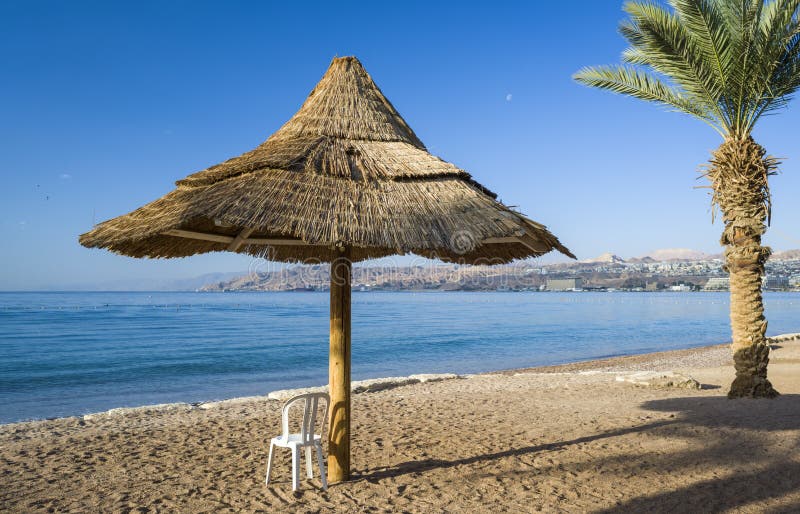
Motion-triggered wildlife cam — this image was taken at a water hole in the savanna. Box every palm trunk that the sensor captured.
[707,137,778,399]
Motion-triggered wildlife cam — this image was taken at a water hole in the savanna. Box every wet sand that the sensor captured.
[2,335,800,513]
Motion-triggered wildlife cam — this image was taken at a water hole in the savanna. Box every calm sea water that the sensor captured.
[0,291,798,424]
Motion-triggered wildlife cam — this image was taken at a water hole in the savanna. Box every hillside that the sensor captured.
[200,249,800,292]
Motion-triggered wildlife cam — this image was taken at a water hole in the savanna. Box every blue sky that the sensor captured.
[1,1,799,290]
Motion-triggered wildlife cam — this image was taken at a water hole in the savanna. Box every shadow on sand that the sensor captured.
[355,394,800,513]
[594,394,800,513]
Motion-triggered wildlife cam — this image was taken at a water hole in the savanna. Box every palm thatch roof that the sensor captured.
[80,56,573,264]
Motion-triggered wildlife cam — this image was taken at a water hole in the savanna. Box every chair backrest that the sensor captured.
[281,392,330,444]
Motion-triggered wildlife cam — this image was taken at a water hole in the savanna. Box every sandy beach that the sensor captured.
[2,335,800,513]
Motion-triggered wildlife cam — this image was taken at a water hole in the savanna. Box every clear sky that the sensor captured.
[1,1,799,290]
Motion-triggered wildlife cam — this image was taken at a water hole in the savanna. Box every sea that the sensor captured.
[1,291,798,424]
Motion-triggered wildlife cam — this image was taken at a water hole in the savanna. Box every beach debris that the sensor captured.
[267,373,461,401]
[352,377,420,393]
[409,373,460,383]
[78,374,463,420]
[512,370,618,377]
[615,371,701,390]
[82,402,192,421]
[769,333,800,344]
[268,386,328,402]
[196,396,271,410]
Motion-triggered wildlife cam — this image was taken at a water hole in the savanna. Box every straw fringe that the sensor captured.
[80,56,573,264]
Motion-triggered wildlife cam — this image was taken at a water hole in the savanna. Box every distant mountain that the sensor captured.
[198,247,800,292]
[627,247,800,263]
[160,272,249,291]
[581,252,626,264]
[638,248,713,262]
[56,271,247,291]
[772,249,800,261]
[562,247,722,270]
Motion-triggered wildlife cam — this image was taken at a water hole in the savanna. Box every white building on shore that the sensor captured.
[704,277,730,291]
[546,278,583,291]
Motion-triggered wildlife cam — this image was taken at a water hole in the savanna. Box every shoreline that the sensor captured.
[5,333,798,429]
[4,333,800,512]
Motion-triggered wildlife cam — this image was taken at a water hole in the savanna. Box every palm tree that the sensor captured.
[575,0,800,398]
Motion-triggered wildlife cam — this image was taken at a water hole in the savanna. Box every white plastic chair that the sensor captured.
[265,392,329,491]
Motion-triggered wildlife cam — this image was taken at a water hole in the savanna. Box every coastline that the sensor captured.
[0,341,729,428]
[3,333,800,512]
[5,290,800,425]
[3,333,797,429]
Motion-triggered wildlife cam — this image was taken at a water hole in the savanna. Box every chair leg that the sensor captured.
[305,446,313,479]
[291,447,300,491]
[315,443,327,491]
[265,442,275,486]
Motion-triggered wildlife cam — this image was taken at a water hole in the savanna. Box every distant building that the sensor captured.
[546,278,583,291]
[791,275,800,288]
[763,275,790,290]
[704,277,730,291]
[670,284,692,292]
[645,281,658,291]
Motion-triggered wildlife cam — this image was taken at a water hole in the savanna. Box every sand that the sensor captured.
[3,335,800,513]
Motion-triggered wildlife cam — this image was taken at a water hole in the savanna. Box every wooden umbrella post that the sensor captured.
[328,247,352,483]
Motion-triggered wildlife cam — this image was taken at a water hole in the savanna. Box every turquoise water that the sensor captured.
[0,291,798,424]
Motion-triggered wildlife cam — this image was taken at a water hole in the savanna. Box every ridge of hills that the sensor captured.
[200,249,800,292]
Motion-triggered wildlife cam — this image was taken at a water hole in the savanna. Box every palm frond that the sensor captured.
[671,0,733,90]
[750,25,800,126]
[722,0,764,134]
[573,65,719,128]
[621,1,728,124]
[747,2,800,126]
[576,0,800,139]
[622,47,652,66]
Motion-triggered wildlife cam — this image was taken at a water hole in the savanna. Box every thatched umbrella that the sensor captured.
[80,56,574,483]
